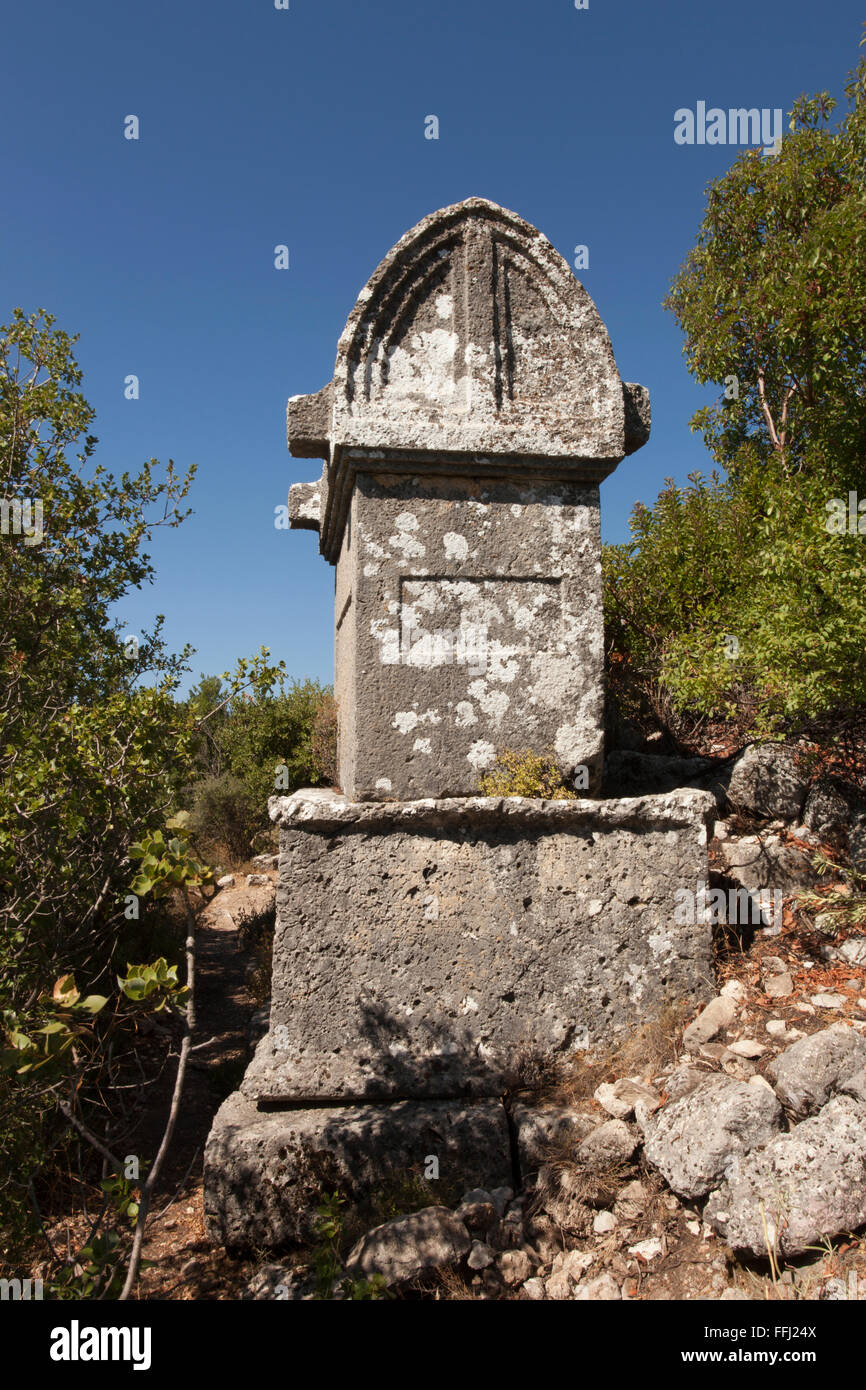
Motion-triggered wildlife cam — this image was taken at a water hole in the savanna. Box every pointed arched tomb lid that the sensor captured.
[288,197,648,465]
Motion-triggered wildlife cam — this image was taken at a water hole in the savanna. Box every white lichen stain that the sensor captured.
[454,701,477,728]
[387,513,426,560]
[413,737,432,754]
[467,739,496,769]
[375,777,392,792]
[443,531,469,561]
[393,709,441,735]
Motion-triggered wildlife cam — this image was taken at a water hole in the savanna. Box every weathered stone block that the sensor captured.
[338,473,606,800]
[242,788,715,1104]
[203,1091,512,1251]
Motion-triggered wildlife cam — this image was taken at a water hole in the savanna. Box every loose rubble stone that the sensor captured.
[244,1264,311,1301]
[245,873,271,886]
[629,1238,663,1261]
[718,835,811,913]
[811,992,846,1010]
[545,1270,575,1300]
[663,1065,709,1104]
[642,1074,783,1199]
[840,939,866,966]
[766,1023,866,1117]
[497,1249,533,1285]
[345,1207,471,1286]
[576,1119,638,1170]
[522,1276,546,1300]
[705,1094,866,1256]
[512,1103,596,1173]
[467,1240,494,1271]
[839,1065,866,1104]
[682,995,737,1050]
[595,1078,660,1121]
[728,1039,765,1059]
[535,1166,593,1236]
[552,1249,595,1279]
[803,781,858,839]
[720,979,746,1002]
[216,874,235,888]
[456,1196,497,1232]
[593,1210,617,1234]
[726,745,809,820]
[574,1272,621,1301]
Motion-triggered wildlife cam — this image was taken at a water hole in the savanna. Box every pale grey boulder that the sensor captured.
[705,1094,866,1256]
[344,1206,471,1286]
[576,1118,638,1171]
[766,1023,866,1118]
[727,745,809,820]
[642,1074,783,1199]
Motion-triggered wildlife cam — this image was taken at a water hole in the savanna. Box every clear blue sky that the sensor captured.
[3,0,862,694]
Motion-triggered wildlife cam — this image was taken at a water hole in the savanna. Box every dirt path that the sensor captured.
[135,878,275,1300]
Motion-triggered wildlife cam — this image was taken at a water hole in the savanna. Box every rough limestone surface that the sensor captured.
[726,744,809,820]
[642,1074,783,1199]
[344,1206,471,1286]
[765,1024,866,1118]
[286,197,651,800]
[244,788,715,1101]
[576,1119,638,1171]
[705,1095,866,1256]
[512,1103,597,1173]
[203,1090,511,1250]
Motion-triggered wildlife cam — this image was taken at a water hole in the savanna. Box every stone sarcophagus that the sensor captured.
[286,197,650,801]
[204,200,711,1251]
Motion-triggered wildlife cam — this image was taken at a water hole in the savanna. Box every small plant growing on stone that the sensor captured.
[309,1192,389,1300]
[478,749,578,800]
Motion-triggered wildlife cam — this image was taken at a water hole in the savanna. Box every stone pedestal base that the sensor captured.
[203,1092,512,1251]
[250,788,716,1102]
[204,788,715,1249]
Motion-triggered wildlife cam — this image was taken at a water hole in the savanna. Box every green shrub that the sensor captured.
[604,452,866,736]
[188,772,257,861]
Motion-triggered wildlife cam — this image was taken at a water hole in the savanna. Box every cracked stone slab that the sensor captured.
[203,1090,511,1251]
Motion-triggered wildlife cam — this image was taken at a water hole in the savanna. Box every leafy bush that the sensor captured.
[185,668,335,858]
[187,772,257,861]
[0,309,198,1248]
[607,45,866,742]
[604,453,866,736]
